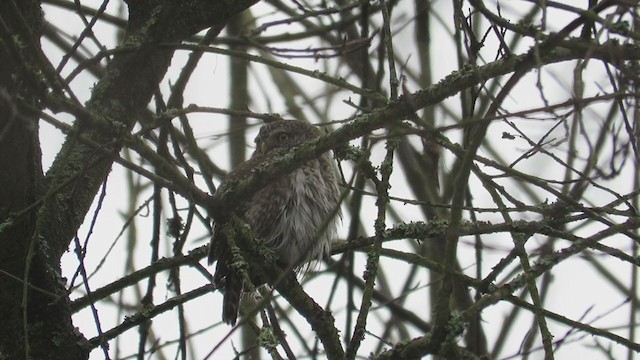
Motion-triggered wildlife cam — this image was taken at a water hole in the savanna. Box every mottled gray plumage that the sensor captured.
[208,120,341,325]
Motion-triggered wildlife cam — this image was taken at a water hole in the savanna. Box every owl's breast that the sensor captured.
[249,160,339,268]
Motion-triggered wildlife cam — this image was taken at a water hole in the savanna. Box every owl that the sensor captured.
[208,120,341,325]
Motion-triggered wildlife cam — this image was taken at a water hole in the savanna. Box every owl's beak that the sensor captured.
[260,141,268,154]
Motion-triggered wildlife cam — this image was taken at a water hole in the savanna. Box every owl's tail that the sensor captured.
[210,229,243,325]
[222,273,243,326]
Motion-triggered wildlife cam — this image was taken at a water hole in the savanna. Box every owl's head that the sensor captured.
[253,120,321,155]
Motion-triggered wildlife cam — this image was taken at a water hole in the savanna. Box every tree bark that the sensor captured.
[0,1,89,358]
[0,0,258,358]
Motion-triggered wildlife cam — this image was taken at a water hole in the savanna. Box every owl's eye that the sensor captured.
[278,133,290,142]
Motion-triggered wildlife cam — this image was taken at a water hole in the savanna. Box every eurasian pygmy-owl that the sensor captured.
[207,120,341,325]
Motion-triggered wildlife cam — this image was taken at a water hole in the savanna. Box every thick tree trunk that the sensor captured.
[0,0,258,358]
[0,2,89,359]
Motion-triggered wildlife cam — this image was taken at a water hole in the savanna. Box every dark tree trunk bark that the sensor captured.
[0,1,89,359]
[0,0,258,358]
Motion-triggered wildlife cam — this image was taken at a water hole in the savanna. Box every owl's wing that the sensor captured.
[207,150,294,325]
[207,223,243,325]
[207,223,227,284]
[207,154,265,266]
[208,158,263,325]
[207,223,221,263]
